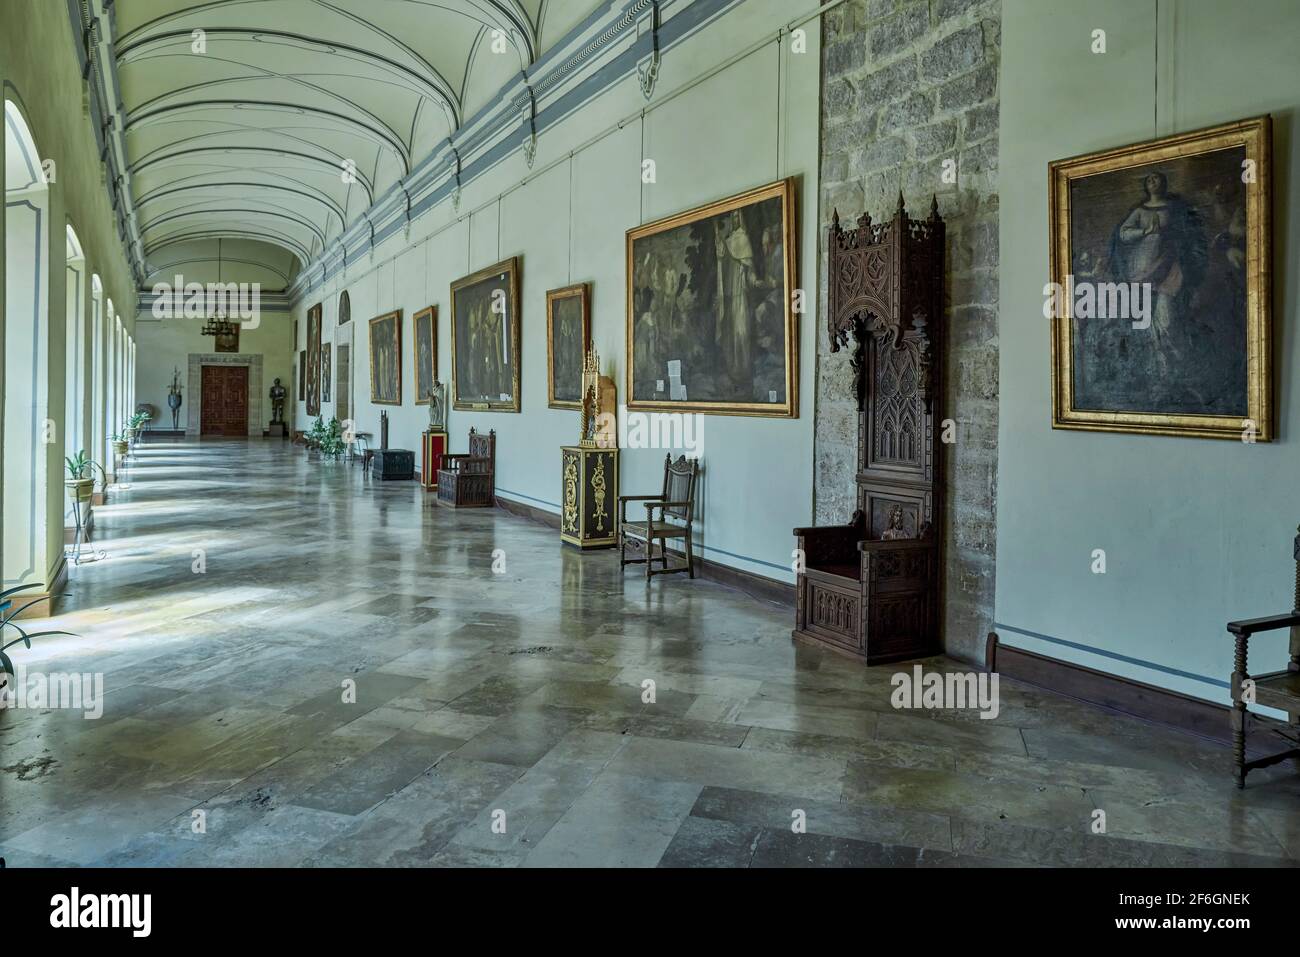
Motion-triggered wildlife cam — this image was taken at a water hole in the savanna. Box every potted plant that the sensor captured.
[125,409,151,445]
[111,431,129,457]
[64,450,105,504]
[0,583,76,704]
[318,417,347,459]
[305,416,327,452]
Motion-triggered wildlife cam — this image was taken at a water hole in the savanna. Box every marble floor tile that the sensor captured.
[2,438,1290,868]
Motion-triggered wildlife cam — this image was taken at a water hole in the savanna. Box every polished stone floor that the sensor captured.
[1,438,1296,867]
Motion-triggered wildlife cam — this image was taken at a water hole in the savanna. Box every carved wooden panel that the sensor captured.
[793,195,945,665]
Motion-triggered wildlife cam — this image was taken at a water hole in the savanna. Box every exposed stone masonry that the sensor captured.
[816,0,1000,663]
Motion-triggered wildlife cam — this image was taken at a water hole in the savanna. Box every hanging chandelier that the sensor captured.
[200,238,237,338]
[200,315,239,338]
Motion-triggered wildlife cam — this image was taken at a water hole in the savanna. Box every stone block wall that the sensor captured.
[816,0,1000,663]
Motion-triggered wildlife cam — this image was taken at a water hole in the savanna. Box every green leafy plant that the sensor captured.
[65,450,93,479]
[127,409,152,430]
[305,416,327,449]
[317,417,347,458]
[0,583,76,683]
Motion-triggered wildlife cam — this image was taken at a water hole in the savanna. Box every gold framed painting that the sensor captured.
[306,301,322,416]
[368,310,402,405]
[626,177,797,417]
[547,283,590,409]
[413,305,438,405]
[1049,116,1272,440]
[450,257,521,412]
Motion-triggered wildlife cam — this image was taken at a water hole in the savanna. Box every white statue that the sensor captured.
[426,379,446,431]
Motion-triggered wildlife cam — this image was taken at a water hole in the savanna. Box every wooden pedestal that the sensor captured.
[561,446,619,549]
[421,430,447,489]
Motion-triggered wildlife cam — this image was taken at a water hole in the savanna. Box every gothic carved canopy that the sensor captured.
[827,194,945,411]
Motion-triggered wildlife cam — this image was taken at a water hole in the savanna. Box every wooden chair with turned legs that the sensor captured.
[618,454,699,582]
[1226,523,1300,788]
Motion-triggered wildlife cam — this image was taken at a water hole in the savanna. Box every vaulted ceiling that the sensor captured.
[110,0,602,289]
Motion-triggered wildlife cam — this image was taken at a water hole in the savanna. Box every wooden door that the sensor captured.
[200,365,249,436]
[337,343,351,424]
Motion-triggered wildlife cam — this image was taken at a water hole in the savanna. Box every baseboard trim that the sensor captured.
[10,554,70,620]
[986,631,1284,749]
[494,494,795,607]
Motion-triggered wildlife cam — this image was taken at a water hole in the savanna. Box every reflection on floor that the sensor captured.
[1,439,1296,867]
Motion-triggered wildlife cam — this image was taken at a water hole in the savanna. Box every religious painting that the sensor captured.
[450,257,521,412]
[306,301,322,416]
[413,305,438,406]
[626,178,797,417]
[368,310,402,405]
[321,343,332,403]
[298,350,306,401]
[214,327,239,353]
[1049,116,1272,440]
[338,289,351,325]
[547,283,590,409]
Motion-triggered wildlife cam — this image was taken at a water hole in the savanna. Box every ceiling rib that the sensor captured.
[129,145,375,202]
[125,99,413,172]
[116,28,462,127]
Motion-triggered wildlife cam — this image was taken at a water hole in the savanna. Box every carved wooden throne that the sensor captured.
[793,195,945,664]
[437,428,496,508]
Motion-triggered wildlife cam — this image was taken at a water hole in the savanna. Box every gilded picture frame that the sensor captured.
[626,178,798,417]
[306,301,322,416]
[321,342,331,403]
[413,305,438,406]
[1049,116,1272,440]
[450,257,521,412]
[368,310,402,406]
[547,283,591,410]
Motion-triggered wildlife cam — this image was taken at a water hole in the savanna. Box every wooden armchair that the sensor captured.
[619,454,699,581]
[437,428,496,508]
[1226,524,1300,788]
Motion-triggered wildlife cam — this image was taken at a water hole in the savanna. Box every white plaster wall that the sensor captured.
[292,0,821,583]
[134,313,295,434]
[997,0,1300,702]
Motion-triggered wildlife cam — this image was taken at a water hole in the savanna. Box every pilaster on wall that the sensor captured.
[816,0,1000,662]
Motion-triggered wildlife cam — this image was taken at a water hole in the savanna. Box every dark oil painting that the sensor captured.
[547,284,589,408]
[451,258,520,412]
[413,306,437,406]
[626,179,796,416]
[1067,146,1248,417]
[368,310,402,405]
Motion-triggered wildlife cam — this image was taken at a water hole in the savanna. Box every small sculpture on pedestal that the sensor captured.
[426,379,446,432]
[167,368,184,430]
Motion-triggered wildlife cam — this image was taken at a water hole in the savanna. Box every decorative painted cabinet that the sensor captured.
[561,446,619,549]
[793,195,946,664]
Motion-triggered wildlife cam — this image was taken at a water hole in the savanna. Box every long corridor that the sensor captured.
[1,439,1296,867]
